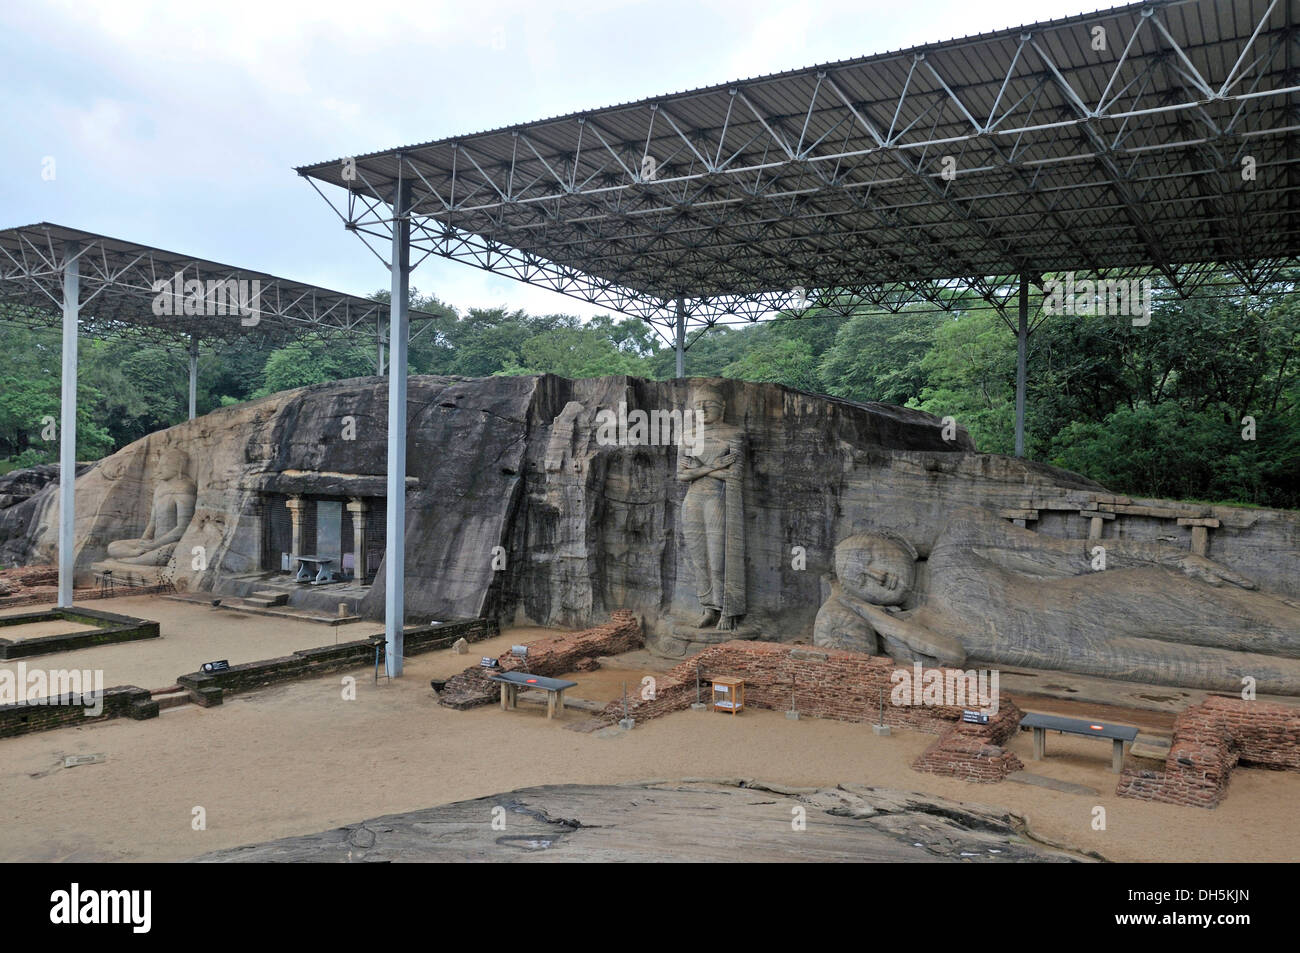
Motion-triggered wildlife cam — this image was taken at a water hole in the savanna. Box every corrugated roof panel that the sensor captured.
[297,0,1298,318]
[0,222,439,343]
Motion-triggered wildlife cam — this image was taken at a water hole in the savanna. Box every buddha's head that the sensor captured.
[691,386,725,426]
[834,532,917,606]
[157,448,190,481]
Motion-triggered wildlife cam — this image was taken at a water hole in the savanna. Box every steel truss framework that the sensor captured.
[0,223,435,348]
[0,223,440,615]
[297,0,1300,346]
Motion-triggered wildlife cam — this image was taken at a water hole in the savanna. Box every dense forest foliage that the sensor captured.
[2,276,1297,509]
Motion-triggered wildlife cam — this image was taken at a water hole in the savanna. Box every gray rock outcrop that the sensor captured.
[191,780,1094,863]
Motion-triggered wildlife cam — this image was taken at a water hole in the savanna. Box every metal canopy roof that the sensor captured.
[0,222,435,347]
[297,0,1299,336]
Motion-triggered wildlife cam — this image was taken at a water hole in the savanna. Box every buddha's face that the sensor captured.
[157,450,188,481]
[693,395,724,425]
[835,534,916,606]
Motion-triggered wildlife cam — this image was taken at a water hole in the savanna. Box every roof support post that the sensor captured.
[58,242,80,608]
[187,333,199,420]
[675,296,686,379]
[376,311,386,376]
[384,175,412,678]
[1014,273,1028,459]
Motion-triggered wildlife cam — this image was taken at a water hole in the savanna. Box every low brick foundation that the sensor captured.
[0,607,160,659]
[594,640,1023,780]
[0,617,500,739]
[401,618,499,654]
[440,610,642,709]
[0,565,60,610]
[179,617,498,706]
[499,610,642,674]
[178,640,381,701]
[1116,696,1300,808]
[911,715,1025,782]
[0,685,157,738]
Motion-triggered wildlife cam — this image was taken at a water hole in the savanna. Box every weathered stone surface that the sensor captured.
[677,385,747,630]
[191,780,1093,862]
[0,374,979,626]
[1,372,1297,695]
[0,463,85,511]
[814,507,1300,694]
[102,447,196,566]
[0,464,87,564]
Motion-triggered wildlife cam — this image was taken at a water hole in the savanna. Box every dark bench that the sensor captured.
[488,671,579,719]
[1020,712,1139,773]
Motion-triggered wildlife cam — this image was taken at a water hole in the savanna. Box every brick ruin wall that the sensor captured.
[1,618,502,737]
[438,609,642,709]
[595,640,1024,782]
[1117,696,1300,808]
[0,685,157,737]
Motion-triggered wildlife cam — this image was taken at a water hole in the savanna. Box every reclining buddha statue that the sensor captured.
[814,507,1300,695]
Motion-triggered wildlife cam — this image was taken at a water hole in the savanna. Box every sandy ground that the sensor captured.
[0,596,372,690]
[0,619,102,641]
[1,619,1296,863]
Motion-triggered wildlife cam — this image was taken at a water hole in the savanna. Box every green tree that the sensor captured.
[912,309,1016,454]
[820,311,942,404]
[255,336,375,397]
[722,337,821,392]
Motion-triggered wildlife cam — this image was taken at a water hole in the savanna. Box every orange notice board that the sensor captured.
[710,676,745,715]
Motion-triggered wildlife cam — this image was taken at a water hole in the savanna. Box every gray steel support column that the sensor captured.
[187,334,199,420]
[674,297,685,379]
[57,243,80,608]
[376,312,386,376]
[384,175,412,677]
[1014,274,1029,459]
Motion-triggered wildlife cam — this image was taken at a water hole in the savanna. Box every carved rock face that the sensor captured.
[691,389,724,426]
[834,534,916,607]
[8,372,1300,688]
[157,449,188,482]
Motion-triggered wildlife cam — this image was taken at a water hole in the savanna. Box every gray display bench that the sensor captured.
[488,671,579,720]
[1020,711,1139,773]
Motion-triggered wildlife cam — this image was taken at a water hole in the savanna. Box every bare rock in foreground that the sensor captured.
[192,780,1096,863]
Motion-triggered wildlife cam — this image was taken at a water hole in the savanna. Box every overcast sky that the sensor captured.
[2,0,1118,320]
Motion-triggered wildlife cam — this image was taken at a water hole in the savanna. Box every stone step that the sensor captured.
[1006,772,1098,796]
[216,598,362,626]
[248,590,290,607]
[1130,733,1172,762]
[151,686,192,711]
